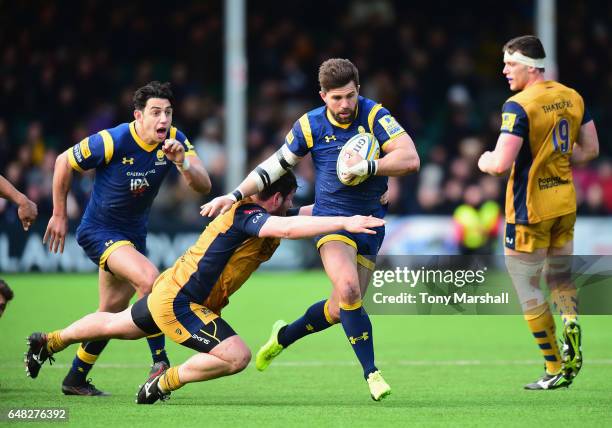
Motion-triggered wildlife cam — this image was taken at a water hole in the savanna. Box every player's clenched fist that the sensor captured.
[17,195,38,231]
[162,139,185,163]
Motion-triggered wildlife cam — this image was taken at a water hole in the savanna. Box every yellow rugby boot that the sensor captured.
[367,370,391,401]
[255,320,287,371]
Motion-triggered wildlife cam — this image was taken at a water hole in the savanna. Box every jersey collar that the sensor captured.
[129,121,161,152]
[325,104,359,129]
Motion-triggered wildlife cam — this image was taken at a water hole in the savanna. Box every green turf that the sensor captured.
[1,272,610,427]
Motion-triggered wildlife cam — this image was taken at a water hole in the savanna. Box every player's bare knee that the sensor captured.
[219,339,251,374]
[337,284,361,305]
[229,348,251,374]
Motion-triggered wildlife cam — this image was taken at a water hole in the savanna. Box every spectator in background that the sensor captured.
[194,117,227,197]
[453,184,501,255]
[1,0,611,227]
[596,160,612,213]
[0,119,11,173]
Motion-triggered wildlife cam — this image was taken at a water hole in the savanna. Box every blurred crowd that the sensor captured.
[1,0,610,230]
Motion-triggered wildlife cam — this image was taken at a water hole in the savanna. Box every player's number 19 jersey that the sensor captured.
[500,81,590,224]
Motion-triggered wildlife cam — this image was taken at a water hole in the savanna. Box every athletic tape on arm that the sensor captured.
[248,145,301,191]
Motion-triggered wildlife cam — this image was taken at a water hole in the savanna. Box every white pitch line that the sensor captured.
[3,359,612,370]
[396,359,612,366]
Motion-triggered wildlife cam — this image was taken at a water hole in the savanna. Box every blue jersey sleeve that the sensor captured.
[372,106,406,149]
[233,203,272,236]
[500,101,529,139]
[67,133,108,172]
[284,115,312,157]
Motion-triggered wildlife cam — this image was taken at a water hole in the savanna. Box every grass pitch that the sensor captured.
[1,272,611,427]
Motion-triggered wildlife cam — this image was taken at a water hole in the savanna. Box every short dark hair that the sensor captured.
[503,35,546,70]
[0,279,14,302]
[258,171,298,200]
[318,58,360,92]
[133,81,174,111]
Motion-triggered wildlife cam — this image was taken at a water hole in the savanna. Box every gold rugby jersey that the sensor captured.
[500,80,591,224]
[154,199,280,314]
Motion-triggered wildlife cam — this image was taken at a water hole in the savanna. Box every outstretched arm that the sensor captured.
[294,192,387,217]
[297,204,313,216]
[258,215,384,239]
[201,145,302,217]
[0,175,38,231]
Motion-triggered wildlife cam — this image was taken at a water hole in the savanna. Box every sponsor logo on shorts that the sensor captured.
[191,333,210,344]
[505,224,516,249]
[538,176,570,190]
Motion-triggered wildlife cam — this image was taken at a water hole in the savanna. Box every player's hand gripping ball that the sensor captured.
[336,133,380,186]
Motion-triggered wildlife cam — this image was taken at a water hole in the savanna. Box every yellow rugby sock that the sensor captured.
[550,287,578,326]
[524,303,561,374]
[46,330,67,353]
[158,366,184,393]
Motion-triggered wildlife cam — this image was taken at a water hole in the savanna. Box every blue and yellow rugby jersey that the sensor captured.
[284,96,406,216]
[67,121,197,232]
[155,199,279,314]
[500,81,591,224]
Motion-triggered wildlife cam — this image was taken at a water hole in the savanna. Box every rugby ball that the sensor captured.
[336,133,380,186]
